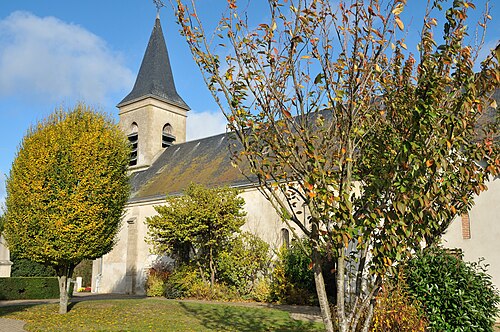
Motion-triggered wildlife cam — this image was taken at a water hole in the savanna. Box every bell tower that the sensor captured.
[117,13,190,171]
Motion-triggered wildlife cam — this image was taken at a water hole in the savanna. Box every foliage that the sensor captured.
[163,264,203,299]
[147,183,246,286]
[10,253,57,277]
[173,0,500,330]
[0,299,325,332]
[145,260,173,297]
[0,213,4,235]
[4,104,130,313]
[0,277,59,300]
[371,278,427,332]
[403,246,500,332]
[163,264,239,301]
[250,278,272,303]
[216,232,271,296]
[270,240,317,305]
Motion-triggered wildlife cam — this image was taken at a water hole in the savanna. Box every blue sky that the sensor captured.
[0,0,498,205]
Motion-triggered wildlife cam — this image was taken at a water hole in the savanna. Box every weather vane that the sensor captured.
[153,0,166,14]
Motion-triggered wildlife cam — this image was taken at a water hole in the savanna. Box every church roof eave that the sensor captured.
[116,93,191,111]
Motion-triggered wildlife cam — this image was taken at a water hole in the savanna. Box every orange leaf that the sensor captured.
[395,17,404,30]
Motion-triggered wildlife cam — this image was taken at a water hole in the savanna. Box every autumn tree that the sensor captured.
[173,0,499,330]
[4,104,130,314]
[147,183,246,287]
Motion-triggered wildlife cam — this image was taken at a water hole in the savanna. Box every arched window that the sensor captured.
[128,122,138,166]
[281,228,290,248]
[162,123,175,148]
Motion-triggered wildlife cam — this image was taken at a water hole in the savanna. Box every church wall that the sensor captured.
[0,235,12,277]
[93,188,291,294]
[441,177,500,290]
[95,178,500,295]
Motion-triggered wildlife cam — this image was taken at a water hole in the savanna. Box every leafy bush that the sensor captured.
[163,264,239,301]
[270,239,317,305]
[372,278,427,332]
[0,277,59,300]
[10,254,57,277]
[164,264,203,299]
[404,246,500,332]
[217,232,271,297]
[146,260,173,297]
[250,278,272,303]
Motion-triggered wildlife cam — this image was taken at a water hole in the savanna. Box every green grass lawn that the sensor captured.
[0,299,324,331]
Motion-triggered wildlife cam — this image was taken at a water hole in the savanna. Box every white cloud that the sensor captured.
[186,110,228,141]
[0,11,133,104]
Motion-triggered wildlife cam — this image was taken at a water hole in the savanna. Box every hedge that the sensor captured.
[0,277,59,300]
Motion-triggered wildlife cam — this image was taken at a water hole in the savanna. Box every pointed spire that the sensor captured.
[118,16,190,110]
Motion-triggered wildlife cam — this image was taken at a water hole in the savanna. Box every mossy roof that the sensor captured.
[129,133,252,202]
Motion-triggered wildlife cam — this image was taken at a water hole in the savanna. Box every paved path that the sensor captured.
[0,318,26,332]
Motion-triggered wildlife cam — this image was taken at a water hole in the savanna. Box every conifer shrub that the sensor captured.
[403,246,500,332]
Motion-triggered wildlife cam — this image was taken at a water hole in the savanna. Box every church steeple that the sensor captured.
[117,16,189,110]
[117,14,189,171]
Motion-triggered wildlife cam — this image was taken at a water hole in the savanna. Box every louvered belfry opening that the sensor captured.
[162,123,175,148]
[128,123,139,166]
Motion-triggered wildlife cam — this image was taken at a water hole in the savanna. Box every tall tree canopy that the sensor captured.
[174,0,499,330]
[4,104,130,313]
[147,183,246,286]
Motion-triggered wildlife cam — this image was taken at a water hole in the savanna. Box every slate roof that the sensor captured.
[129,89,499,203]
[129,133,252,202]
[117,17,190,110]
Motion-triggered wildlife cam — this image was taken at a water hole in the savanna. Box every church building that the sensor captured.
[91,15,500,295]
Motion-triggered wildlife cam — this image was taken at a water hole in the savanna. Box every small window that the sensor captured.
[281,228,290,248]
[162,123,175,148]
[128,123,138,166]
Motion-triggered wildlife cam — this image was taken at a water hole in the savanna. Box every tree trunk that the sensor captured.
[57,264,75,314]
[312,246,335,332]
[209,246,215,288]
[58,275,69,314]
[310,219,334,332]
[337,252,348,332]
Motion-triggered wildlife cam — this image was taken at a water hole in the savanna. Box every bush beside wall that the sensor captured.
[0,277,59,300]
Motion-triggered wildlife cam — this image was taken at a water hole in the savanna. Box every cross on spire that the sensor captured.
[153,0,165,16]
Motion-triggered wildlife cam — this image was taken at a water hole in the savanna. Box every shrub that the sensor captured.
[403,246,500,332]
[145,260,173,297]
[270,239,317,305]
[217,232,271,297]
[163,264,239,301]
[372,278,427,332]
[10,254,57,277]
[250,278,272,303]
[164,264,202,299]
[0,277,59,300]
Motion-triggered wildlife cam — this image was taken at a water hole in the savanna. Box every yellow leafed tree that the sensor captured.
[4,104,130,314]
